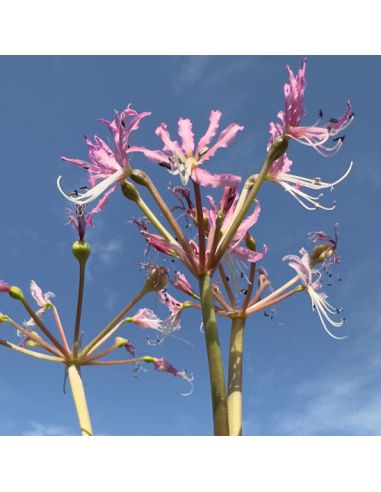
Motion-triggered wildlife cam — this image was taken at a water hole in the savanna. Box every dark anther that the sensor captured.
[80,186,88,190]
[318,109,323,118]
[83,166,89,170]
[333,135,345,142]
[171,259,175,263]
[241,289,248,295]
[121,120,126,128]
[225,276,230,282]
[329,118,338,124]
[240,272,244,279]
[159,161,171,170]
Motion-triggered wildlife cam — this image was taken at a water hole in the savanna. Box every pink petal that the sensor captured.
[155,123,184,157]
[61,156,91,169]
[197,110,222,153]
[199,123,244,163]
[232,244,268,263]
[232,200,261,245]
[128,145,170,164]
[178,118,195,155]
[86,184,117,227]
[191,167,241,189]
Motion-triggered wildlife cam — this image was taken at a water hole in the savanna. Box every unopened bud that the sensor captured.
[9,286,24,301]
[267,136,289,163]
[143,267,169,292]
[245,233,256,251]
[72,241,91,264]
[121,180,140,202]
[26,332,41,347]
[0,313,9,323]
[115,336,136,356]
[131,169,150,187]
[309,245,333,266]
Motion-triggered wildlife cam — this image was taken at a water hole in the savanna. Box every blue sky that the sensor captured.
[0,56,379,436]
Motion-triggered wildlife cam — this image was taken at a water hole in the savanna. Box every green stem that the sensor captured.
[199,272,229,436]
[227,317,245,436]
[21,299,70,357]
[74,261,86,345]
[68,365,93,436]
[213,137,288,268]
[81,289,146,357]
[0,338,64,362]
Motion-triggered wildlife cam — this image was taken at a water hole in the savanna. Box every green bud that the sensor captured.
[182,301,193,309]
[143,267,169,292]
[130,169,150,187]
[121,180,140,202]
[0,314,9,323]
[245,234,256,251]
[26,332,41,347]
[309,245,333,266]
[142,356,155,364]
[115,336,129,348]
[267,136,289,163]
[9,286,24,301]
[72,241,91,264]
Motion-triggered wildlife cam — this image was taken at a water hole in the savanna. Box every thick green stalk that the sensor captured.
[73,262,86,345]
[68,365,93,436]
[227,317,245,436]
[199,272,229,436]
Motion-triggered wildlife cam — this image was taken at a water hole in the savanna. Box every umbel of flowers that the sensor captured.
[0,59,353,436]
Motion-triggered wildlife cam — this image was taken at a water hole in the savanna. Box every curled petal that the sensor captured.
[178,118,195,155]
[196,110,222,153]
[199,123,244,163]
[155,123,184,157]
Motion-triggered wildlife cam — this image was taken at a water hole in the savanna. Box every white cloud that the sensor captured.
[22,421,72,436]
[92,239,123,266]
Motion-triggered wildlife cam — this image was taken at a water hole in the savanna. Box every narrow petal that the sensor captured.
[191,167,241,189]
[129,145,170,164]
[197,110,222,153]
[155,123,184,157]
[199,123,244,163]
[178,118,195,155]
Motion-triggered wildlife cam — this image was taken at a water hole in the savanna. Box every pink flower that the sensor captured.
[134,110,244,188]
[308,224,340,267]
[151,357,194,396]
[66,196,110,240]
[0,280,11,293]
[172,271,195,297]
[283,248,346,339]
[130,308,162,330]
[157,290,184,335]
[276,59,354,156]
[23,281,55,329]
[267,118,353,210]
[57,106,151,208]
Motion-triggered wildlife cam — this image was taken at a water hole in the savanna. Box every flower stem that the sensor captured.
[74,261,86,346]
[227,317,245,436]
[199,272,229,436]
[0,338,64,362]
[67,364,93,436]
[193,180,206,273]
[21,299,70,357]
[81,289,146,357]
[52,306,71,355]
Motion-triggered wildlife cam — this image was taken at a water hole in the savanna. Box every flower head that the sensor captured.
[57,106,151,208]
[23,281,55,329]
[130,308,162,330]
[149,357,194,396]
[134,110,244,188]
[283,248,346,339]
[308,224,340,267]
[276,59,354,156]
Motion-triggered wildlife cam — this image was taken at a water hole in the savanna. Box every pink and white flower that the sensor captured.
[283,248,346,339]
[277,59,354,156]
[129,308,162,330]
[134,110,244,188]
[151,357,194,396]
[23,281,55,329]
[57,106,151,208]
[267,118,353,210]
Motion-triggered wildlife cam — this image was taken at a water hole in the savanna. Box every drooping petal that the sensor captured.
[128,145,170,164]
[196,110,222,153]
[191,167,241,189]
[131,308,162,330]
[198,123,244,163]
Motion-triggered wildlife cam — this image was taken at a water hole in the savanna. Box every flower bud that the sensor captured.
[143,266,169,292]
[115,336,136,356]
[245,233,256,251]
[0,313,9,323]
[72,241,91,264]
[9,286,24,301]
[130,169,150,187]
[121,180,140,202]
[309,244,334,266]
[26,332,41,347]
[267,136,289,163]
